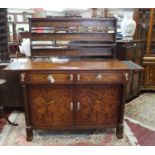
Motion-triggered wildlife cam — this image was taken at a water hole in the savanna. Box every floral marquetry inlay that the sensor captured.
[77,85,120,126]
[28,85,73,127]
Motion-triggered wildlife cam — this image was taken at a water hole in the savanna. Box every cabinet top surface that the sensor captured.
[3,59,137,72]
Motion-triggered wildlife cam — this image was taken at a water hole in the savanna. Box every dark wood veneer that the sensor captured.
[3,59,142,141]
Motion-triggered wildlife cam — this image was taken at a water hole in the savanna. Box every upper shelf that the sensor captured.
[29,17,117,58]
[30,17,117,28]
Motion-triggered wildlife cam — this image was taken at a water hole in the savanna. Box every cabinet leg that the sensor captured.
[26,126,33,141]
[116,124,124,139]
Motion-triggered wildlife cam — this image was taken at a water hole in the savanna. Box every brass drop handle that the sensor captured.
[77,74,80,81]
[69,74,73,81]
[21,73,25,82]
[70,102,73,111]
[77,102,80,110]
[124,73,129,81]
[47,75,55,83]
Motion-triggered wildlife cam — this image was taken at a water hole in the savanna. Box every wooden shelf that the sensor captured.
[30,17,117,58]
[31,31,117,34]
[31,17,116,21]
[32,43,116,47]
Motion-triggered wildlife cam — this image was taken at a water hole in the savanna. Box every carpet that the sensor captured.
[126,119,155,146]
[125,92,155,146]
[0,112,131,146]
[125,93,155,128]
[0,93,155,146]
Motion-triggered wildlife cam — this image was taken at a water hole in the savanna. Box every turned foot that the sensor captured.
[26,126,33,141]
[116,124,124,139]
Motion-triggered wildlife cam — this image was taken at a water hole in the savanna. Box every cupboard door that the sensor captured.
[76,84,121,126]
[28,85,73,127]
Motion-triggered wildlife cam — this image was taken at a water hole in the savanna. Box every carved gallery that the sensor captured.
[0,8,155,146]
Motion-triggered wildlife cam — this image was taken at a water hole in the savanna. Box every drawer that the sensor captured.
[21,73,74,84]
[77,72,128,83]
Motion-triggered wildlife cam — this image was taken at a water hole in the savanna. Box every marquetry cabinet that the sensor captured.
[116,40,144,100]
[26,72,123,128]
[3,59,143,141]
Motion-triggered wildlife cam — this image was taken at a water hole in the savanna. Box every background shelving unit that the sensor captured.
[0,8,10,61]
[139,9,155,90]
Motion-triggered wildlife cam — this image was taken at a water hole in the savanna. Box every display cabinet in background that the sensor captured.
[133,9,149,41]
[8,12,32,58]
[116,40,144,100]
[139,9,155,90]
[0,9,23,108]
[120,8,155,91]
[116,9,145,100]
[0,8,10,61]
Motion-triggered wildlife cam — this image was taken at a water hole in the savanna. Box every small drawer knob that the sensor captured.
[69,74,73,81]
[124,73,129,81]
[77,102,80,110]
[77,74,80,81]
[96,74,102,80]
[70,102,73,111]
[21,73,25,82]
[47,75,55,83]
